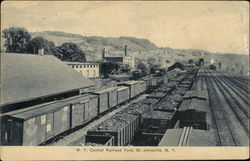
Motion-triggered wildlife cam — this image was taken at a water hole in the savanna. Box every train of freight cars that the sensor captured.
[85,69,199,146]
[0,77,164,146]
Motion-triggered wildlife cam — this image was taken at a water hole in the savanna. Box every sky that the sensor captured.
[1,1,249,55]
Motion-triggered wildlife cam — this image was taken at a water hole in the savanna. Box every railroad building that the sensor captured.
[0,53,96,113]
[66,62,100,78]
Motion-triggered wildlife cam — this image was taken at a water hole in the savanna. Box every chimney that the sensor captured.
[102,48,105,60]
[124,45,127,56]
[38,48,44,56]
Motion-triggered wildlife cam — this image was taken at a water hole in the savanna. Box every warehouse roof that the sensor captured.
[1,53,95,106]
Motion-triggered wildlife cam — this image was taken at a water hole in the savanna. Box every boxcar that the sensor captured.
[117,86,130,104]
[1,94,98,146]
[106,87,118,109]
[90,87,118,114]
[1,100,70,145]
[70,94,98,128]
[139,77,151,88]
[138,81,147,94]
[90,89,109,114]
[118,81,140,98]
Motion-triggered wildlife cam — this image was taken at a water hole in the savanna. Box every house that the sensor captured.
[66,62,100,78]
[0,53,96,113]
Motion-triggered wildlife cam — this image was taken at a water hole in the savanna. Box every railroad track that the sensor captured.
[232,76,249,88]
[215,72,249,105]
[212,71,249,117]
[225,75,249,94]
[209,71,249,135]
[205,70,238,146]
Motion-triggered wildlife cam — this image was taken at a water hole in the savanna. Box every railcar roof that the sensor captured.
[5,94,96,120]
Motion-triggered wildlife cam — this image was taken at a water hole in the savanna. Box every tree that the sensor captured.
[2,27,31,53]
[100,62,119,78]
[137,61,149,75]
[27,36,57,55]
[167,62,184,71]
[57,42,86,62]
[188,59,194,64]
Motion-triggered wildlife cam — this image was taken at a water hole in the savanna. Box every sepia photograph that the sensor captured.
[0,0,249,160]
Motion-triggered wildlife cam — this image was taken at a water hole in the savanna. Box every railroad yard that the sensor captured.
[1,65,249,146]
[59,67,249,146]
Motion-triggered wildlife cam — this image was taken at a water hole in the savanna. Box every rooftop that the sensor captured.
[1,53,95,106]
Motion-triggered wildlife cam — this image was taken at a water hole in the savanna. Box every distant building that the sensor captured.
[102,45,136,69]
[66,62,100,78]
[1,53,95,113]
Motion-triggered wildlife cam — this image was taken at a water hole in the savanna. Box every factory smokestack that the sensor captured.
[124,45,127,56]
[102,48,105,60]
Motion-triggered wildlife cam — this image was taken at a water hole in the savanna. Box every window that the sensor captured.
[76,65,78,68]
[72,65,74,68]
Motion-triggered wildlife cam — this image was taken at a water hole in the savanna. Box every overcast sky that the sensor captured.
[1,1,249,55]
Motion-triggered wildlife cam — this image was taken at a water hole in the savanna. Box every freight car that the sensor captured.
[117,86,130,105]
[142,110,176,134]
[85,134,115,146]
[1,94,98,145]
[1,79,149,146]
[90,87,118,114]
[87,113,140,146]
[86,101,154,146]
[117,81,141,98]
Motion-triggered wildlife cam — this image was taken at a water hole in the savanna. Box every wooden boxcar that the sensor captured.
[118,81,140,99]
[139,77,152,89]
[1,94,98,146]
[1,101,70,145]
[90,87,119,114]
[70,94,98,128]
[90,89,109,114]
[138,81,147,94]
[117,86,130,104]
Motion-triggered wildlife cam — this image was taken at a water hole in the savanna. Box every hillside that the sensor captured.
[31,31,158,60]
[1,30,248,75]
